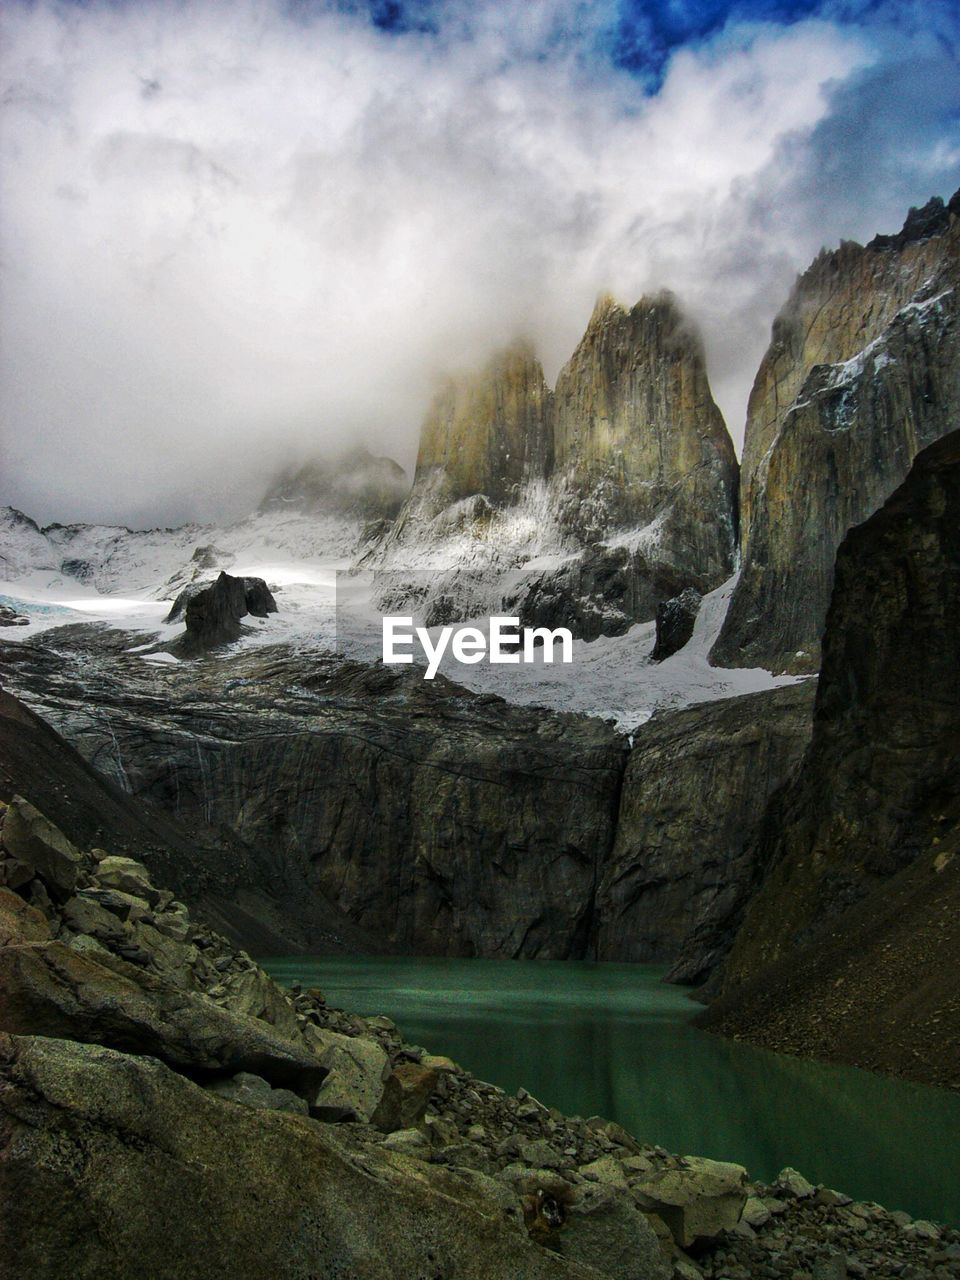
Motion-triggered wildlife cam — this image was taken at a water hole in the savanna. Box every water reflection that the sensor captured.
[263,955,960,1225]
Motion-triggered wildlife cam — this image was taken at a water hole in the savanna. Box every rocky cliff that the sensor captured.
[0,634,627,961]
[594,682,815,983]
[550,292,738,570]
[2,624,809,976]
[701,432,960,1085]
[713,190,960,672]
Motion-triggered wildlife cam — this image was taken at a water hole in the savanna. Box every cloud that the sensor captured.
[1,0,957,526]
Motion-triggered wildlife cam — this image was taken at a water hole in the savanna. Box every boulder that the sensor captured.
[94,855,163,906]
[303,1027,389,1122]
[216,966,302,1040]
[372,1061,440,1132]
[0,941,326,1099]
[0,887,50,946]
[0,1033,596,1280]
[1,795,84,900]
[774,1167,815,1200]
[558,1182,671,1280]
[60,894,128,945]
[651,588,701,662]
[78,886,152,921]
[172,571,277,652]
[632,1157,748,1249]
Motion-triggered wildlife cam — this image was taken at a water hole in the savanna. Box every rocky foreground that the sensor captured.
[1,797,956,1279]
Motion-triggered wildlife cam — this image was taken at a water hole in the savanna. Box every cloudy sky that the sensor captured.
[1,0,958,526]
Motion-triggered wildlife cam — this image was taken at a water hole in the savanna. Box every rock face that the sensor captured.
[592,683,815,981]
[714,190,960,673]
[167,574,278,625]
[550,293,738,570]
[400,340,553,522]
[2,631,818,978]
[2,641,627,960]
[701,432,960,1086]
[0,687,389,957]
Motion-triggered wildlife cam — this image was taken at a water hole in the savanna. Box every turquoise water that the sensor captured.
[263,956,960,1225]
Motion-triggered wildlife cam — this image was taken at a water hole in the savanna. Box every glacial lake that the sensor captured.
[263,956,960,1226]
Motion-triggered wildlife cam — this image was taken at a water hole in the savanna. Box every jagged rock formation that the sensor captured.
[167,572,277,626]
[550,292,738,569]
[593,683,815,982]
[173,571,277,652]
[365,295,738,640]
[651,588,702,662]
[260,445,408,521]
[714,190,960,673]
[701,432,960,1086]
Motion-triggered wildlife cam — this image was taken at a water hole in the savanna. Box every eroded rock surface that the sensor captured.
[714,190,960,672]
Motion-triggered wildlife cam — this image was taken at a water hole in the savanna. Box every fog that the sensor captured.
[2,0,958,526]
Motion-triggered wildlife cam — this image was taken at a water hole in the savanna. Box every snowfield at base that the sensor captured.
[0,504,801,732]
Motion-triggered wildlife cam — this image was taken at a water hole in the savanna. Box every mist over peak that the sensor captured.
[1,0,958,527]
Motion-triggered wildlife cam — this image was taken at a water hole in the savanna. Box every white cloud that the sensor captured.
[0,0,956,525]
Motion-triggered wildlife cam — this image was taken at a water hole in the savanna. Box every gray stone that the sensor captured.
[304,1027,388,1122]
[742,1196,771,1228]
[633,1156,748,1249]
[61,894,128,944]
[94,855,162,906]
[578,1155,628,1187]
[1,795,84,900]
[774,1167,816,1200]
[206,1071,309,1116]
[559,1181,671,1280]
[0,941,326,1099]
[517,1138,564,1170]
[0,1033,591,1280]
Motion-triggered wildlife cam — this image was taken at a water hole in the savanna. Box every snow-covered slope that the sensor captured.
[0,505,363,596]
[0,502,799,732]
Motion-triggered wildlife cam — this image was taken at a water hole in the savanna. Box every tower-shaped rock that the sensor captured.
[550,291,739,580]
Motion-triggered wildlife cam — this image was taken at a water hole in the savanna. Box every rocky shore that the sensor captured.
[1,795,955,1279]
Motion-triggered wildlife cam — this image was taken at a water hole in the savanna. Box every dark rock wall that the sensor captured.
[717,430,960,993]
